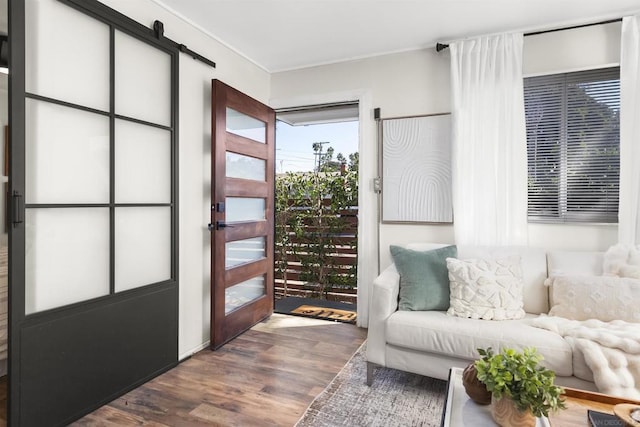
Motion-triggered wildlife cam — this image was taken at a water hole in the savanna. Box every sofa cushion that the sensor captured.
[391,245,457,311]
[446,256,526,320]
[547,250,603,277]
[547,275,640,323]
[385,310,573,376]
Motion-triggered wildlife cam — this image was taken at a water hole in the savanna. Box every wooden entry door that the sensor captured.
[210,80,275,349]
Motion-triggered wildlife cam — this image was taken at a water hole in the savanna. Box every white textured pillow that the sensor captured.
[603,244,640,279]
[446,256,526,320]
[547,275,640,323]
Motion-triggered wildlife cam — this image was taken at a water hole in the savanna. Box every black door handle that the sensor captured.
[208,221,233,231]
[12,191,24,226]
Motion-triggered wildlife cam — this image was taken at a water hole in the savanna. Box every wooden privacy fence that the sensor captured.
[274,202,358,304]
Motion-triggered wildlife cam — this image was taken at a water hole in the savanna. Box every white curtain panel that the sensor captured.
[619,15,640,245]
[449,33,528,245]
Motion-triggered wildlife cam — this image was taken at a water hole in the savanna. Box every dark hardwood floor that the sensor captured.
[73,314,366,426]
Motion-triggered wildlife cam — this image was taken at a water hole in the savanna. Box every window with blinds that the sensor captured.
[524,67,620,223]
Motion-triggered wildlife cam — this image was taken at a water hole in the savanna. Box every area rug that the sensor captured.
[296,343,447,426]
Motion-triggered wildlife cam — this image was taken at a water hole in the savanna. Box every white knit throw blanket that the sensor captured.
[530,316,640,399]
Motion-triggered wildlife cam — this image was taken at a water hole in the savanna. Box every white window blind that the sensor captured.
[524,67,620,223]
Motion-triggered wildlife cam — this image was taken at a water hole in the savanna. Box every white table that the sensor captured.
[440,367,550,427]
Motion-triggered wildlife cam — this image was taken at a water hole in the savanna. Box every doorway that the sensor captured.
[274,103,359,323]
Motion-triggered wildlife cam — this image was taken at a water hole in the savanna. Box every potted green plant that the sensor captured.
[475,347,566,426]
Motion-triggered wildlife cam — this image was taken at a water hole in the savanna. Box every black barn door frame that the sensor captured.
[9,0,179,425]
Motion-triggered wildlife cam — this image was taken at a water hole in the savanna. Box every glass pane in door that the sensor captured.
[226,197,265,223]
[115,207,171,292]
[25,0,110,110]
[114,30,171,126]
[225,275,265,314]
[115,119,171,204]
[226,108,266,143]
[25,99,110,204]
[226,152,266,181]
[225,237,266,269]
[25,208,110,314]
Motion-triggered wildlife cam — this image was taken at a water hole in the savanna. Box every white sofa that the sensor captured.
[366,243,604,391]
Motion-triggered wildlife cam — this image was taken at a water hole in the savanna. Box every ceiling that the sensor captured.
[159,1,640,72]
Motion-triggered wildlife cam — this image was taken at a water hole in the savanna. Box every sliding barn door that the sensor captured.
[9,0,179,425]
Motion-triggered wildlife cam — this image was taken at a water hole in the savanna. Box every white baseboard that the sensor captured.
[179,340,210,362]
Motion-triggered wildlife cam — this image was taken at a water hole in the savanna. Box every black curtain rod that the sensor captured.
[154,20,216,68]
[436,17,623,52]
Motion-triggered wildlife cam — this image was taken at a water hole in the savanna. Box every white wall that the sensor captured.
[271,49,451,327]
[524,22,621,76]
[271,22,622,326]
[101,0,271,359]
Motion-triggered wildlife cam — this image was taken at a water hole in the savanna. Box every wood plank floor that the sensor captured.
[73,314,367,426]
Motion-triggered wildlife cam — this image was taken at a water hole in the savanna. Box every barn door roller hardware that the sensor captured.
[153,20,216,69]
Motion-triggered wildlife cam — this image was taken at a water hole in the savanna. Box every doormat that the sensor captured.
[291,304,357,323]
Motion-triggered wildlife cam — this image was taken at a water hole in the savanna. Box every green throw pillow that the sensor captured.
[390,245,457,311]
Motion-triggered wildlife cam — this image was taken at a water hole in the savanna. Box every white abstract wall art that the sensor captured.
[382,113,452,223]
